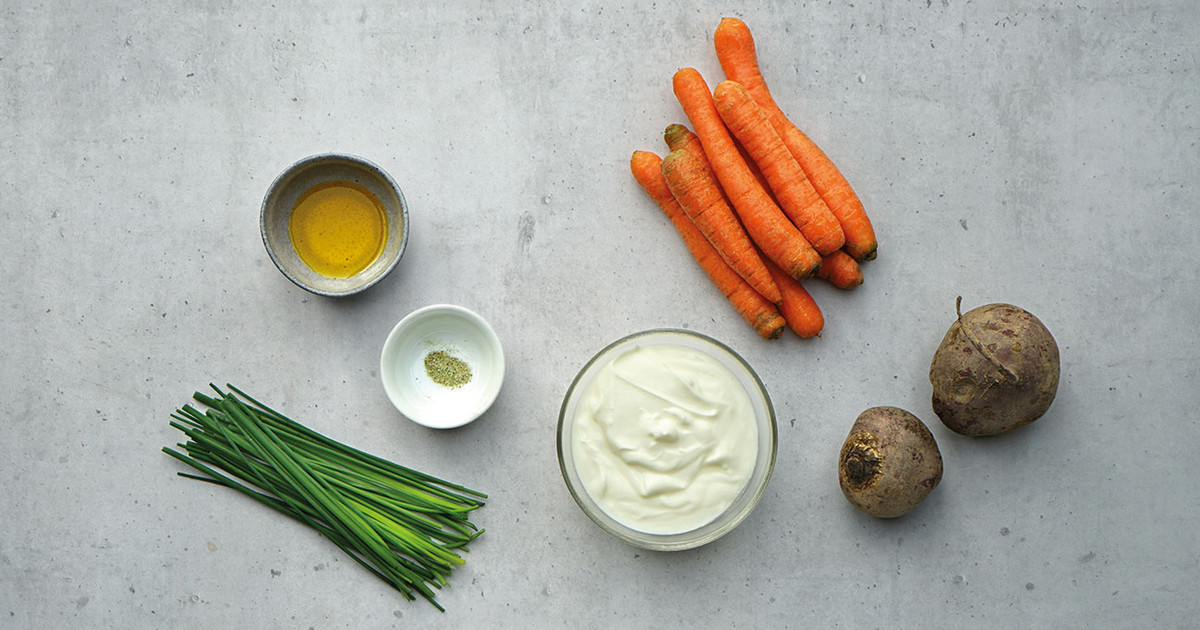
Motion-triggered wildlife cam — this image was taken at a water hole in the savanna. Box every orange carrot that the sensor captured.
[631,150,786,339]
[666,123,766,215]
[714,80,845,256]
[714,17,877,261]
[658,148,782,304]
[734,137,773,198]
[815,249,864,290]
[672,67,822,281]
[668,121,771,195]
[665,123,773,218]
[764,258,824,338]
[664,123,718,182]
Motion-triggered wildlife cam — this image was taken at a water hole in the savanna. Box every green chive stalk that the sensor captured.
[163,385,486,611]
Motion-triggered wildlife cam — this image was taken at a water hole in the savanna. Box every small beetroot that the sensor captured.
[838,406,943,518]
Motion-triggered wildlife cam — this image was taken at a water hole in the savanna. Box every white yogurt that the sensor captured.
[570,343,759,535]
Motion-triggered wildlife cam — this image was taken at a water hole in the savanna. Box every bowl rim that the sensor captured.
[379,303,506,430]
[556,327,777,551]
[260,152,409,297]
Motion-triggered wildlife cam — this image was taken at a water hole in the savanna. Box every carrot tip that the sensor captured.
[848,245,877,262]
[759,317,786,339]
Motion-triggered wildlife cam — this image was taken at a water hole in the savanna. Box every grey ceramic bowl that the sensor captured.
[260,153,409,297]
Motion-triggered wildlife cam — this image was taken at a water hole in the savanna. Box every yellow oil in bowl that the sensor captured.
[288,180,388,278]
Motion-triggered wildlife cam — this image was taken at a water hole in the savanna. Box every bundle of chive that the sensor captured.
[163,384,485,611]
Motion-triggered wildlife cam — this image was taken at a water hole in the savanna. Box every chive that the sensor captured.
[162,385,485,611]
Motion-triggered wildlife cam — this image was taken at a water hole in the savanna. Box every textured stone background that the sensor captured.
[3,1,1197,627]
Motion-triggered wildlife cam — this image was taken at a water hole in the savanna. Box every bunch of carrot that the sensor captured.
[631,18,876,340]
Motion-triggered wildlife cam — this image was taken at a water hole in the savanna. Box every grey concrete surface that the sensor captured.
[3,1,1198,627]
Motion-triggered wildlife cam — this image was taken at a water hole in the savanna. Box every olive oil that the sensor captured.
[288,180,388,278]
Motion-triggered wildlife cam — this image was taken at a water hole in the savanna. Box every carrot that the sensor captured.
[664,123,718,182]
[815,249,864,290]
[665,122,770,216]
[631,150,786,339]
[658,148,782,304]
[734,137,773,197]
[668,121,770,194]
[672,67,822,281]
[764,258,824,338]
[714,17,878,261]
[667,122,782,250]
[714,80,845,256]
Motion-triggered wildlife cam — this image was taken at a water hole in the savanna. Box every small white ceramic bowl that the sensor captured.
[557,329,777,551]
[380,304,505,429]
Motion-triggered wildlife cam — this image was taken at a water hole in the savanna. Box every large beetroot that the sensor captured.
[929,298,1060,436]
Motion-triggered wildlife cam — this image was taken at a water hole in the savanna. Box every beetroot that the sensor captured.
[929,298,1060,436]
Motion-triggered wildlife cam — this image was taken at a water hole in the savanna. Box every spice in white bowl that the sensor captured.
[423,350,472,389]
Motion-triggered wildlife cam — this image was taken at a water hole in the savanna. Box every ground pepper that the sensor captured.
[424,350,472,388]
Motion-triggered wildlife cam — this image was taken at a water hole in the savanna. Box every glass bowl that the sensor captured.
[557,328,777,551]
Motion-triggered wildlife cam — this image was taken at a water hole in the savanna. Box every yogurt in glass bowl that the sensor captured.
[557,329,777,551]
